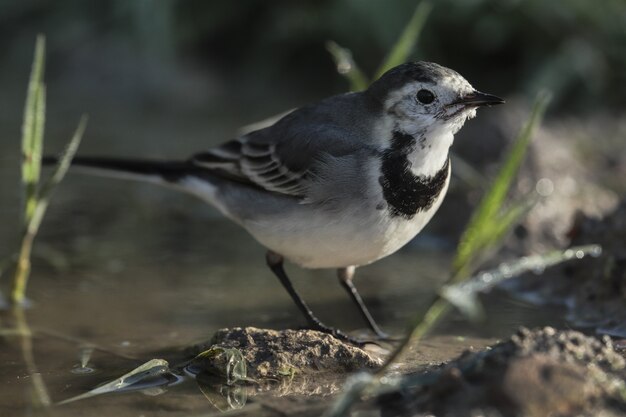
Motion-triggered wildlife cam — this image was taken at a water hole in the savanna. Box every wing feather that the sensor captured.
[189,138,307,197]
[187,91,380,198]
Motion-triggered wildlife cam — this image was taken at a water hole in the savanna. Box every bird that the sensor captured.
[44,62,503,343]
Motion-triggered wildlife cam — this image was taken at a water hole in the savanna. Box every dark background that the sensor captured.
[3,0,624,111]
[1,0,625,265]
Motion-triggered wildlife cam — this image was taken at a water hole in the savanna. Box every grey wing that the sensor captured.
[190,118,372,199]
[190,137,308,197]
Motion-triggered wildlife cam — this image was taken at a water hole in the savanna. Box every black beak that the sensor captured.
[453,90,505,107]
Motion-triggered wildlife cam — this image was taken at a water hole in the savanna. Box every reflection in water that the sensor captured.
[1,307,52,409]
[197,378,248,412]
[187,345,250,411]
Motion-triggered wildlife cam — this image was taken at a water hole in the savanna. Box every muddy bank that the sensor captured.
[180,326,626,416]
[376,327,626,417]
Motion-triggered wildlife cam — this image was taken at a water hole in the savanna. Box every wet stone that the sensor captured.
[187,327,384,380]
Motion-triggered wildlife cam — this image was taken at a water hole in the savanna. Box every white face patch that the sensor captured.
[379,70,479,177]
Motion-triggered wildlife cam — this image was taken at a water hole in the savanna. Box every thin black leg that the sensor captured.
[337,266,389,339]
[265,251,360,345]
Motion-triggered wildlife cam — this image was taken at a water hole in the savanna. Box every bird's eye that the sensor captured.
[416,89,435,104]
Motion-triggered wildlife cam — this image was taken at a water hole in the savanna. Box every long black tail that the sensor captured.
[42,156,194,183]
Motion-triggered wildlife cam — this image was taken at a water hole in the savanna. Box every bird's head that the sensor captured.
[367,62,504,137]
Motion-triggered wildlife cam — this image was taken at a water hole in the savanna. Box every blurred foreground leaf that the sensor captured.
[442,244,602,320]
[197,380,248,412]
[452,91,551,281]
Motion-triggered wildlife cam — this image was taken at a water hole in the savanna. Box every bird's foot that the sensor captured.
[366,324,394,341]
[372,332,403,343]
[306,321,364,346]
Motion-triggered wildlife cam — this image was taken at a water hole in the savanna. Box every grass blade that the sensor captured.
[374,1,432,79]
[38,115,88,200]
[22,35,46,225]
[452,92,551,279]
[442,244,602,320]
[11,116,88,304]
[489,198,536,245]
[326,41,369,92]
[457,197,537,278]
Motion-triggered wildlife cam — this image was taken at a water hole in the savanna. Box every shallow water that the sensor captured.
[0,207,568,416]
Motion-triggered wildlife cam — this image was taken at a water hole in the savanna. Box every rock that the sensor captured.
[187,327,383,380]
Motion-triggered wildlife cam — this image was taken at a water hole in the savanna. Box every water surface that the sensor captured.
[0,215,566,416]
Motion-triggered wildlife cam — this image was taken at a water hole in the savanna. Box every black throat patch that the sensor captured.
[379,131,450,219]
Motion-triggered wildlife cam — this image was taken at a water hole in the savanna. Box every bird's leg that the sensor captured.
[337,266,389,339]
[265,251,360,345]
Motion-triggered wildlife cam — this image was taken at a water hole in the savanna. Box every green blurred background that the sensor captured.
[3,0,624,110]
[1,0,625,265]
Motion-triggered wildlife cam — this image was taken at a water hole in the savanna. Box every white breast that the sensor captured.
[242,165,450,269]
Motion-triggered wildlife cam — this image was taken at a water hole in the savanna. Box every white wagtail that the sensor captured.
[44,62,503,342]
